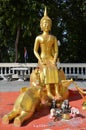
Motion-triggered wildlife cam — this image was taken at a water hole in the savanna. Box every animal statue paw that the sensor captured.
[2,115,9,124]
[14,118,21,127]
[54,95,63,101]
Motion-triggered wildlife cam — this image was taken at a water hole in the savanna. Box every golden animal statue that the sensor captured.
[74,82,86,110]
[2,7,73,127]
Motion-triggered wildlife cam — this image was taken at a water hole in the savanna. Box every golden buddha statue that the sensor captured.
[2,6,73,127]
[34,6,61,100]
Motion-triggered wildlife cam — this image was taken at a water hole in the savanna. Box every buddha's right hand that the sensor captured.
[39,60,46,66]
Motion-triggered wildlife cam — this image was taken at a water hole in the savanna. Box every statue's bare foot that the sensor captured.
[2,115,9,124]
[55,94,63,101]
[14,117,21,127]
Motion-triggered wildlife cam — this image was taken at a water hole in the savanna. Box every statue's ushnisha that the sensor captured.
[2,7,73,127]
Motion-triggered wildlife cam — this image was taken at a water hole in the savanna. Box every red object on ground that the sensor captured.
[0,89,86,130]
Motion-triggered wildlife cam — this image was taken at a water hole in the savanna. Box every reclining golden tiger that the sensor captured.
[2,68,73,127]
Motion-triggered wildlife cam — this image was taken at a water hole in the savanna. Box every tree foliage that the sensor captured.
[0,0,86,63]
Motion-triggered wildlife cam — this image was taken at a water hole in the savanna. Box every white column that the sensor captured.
[1,67,3,74]
[77,67,79,74]
[73,67,75,74]
[69,67,71,74]
[81,67,83,75]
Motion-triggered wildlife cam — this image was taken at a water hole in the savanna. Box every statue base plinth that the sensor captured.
[2,115,9,124]
[62,113,71,120]
[82,105,86,110]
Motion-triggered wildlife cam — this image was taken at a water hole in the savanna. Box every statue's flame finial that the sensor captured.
[44,6,47,16]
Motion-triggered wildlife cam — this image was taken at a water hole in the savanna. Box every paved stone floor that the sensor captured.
[0,79,86,92]
[0,80,29,92]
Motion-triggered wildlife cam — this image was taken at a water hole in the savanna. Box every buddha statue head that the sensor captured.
[40,6,52,31]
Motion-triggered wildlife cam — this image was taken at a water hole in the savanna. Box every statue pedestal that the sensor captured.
[82,105,86,110]
[62,113,71,120]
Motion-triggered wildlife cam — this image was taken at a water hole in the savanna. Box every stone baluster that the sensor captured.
[81,67,83,75]
[5,67,7,74]
[1,67,3,74]
[73,67,75,74]
[69,67,71,74]
[77,67,79,74]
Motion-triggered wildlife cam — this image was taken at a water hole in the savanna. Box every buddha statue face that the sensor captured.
[40,7,52,32]
[40,18,52,31]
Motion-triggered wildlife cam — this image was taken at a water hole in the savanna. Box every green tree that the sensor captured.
[0,0,86,63]
[57,0,86,63]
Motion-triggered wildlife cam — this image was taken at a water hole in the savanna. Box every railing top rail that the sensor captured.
[0,63,38,67]
[0,63,86,67]
[60,63,86,67]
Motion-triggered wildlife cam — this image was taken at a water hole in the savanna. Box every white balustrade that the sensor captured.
[0,63,86,80]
